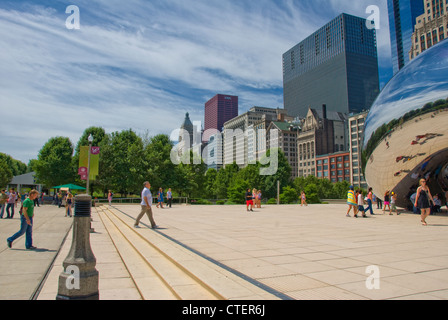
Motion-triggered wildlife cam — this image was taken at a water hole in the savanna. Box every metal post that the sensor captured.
[86,138,92,196]
[56,194,99,300]
[277,180,280,205]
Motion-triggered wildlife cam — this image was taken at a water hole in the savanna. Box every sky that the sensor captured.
[0,0,394,164]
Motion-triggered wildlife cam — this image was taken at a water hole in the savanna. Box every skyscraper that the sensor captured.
[283,13,380,119]
[387,0,425,74]
[204,94,238,142]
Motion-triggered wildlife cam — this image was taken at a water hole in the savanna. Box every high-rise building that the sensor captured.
[204,94,238,142]
[223,107,286,168]
[297,105,348,178]
[348,111,368,189]
[409,0,448,60]
[283,13,379,119]
[387,0,425,74]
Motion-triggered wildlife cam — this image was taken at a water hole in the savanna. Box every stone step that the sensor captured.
[99,206,280,300]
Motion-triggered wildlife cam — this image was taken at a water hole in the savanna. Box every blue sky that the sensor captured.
[0,0,393,164]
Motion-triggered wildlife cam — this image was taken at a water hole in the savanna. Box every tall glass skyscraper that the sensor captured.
[387,0,425,74]
[283,13,380,119]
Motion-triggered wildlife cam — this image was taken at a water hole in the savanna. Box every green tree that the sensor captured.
[204,168,218,199]
[34,137,74,187]
[260,149,292,199]
[280,185,298,204]
[145,134,177,191]
[304,183,321,204]
[100,129,146,196]
[227,178,250,204]
[0,159,13,188]
[72,127,107,195]
[0,153,27,176]
[175,150,207,198]
[214,163,240,199]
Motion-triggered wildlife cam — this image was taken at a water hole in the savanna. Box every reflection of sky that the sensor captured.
[364,40,448,147]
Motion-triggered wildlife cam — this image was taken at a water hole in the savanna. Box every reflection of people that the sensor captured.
[7,189,39,250]
[415,179,434,226]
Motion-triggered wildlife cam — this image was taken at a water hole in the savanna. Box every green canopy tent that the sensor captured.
[51,184,86,190]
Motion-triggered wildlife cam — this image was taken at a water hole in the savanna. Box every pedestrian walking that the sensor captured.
[33,192,40,207]
[383,191,391,215]
[6,189,39,250]
[366,187,374,215]
[257,190,262,208]
[6,188,17,219]
[390,192,399,215]
[415,179,434,226]
[346,186,357,217]
[245,188,253,212]
[134,181,157,229]
[65,192,73,217]
[156,187,164,208]
[356,190,366,218]
[0,189,8,218]
[108,190,113,206]
[300,191,307,206]
[166,188,172,208]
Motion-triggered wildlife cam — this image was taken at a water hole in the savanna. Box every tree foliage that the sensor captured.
[34,137,74,187]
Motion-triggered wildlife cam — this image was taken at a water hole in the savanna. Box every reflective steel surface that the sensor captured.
[363,40,448,208]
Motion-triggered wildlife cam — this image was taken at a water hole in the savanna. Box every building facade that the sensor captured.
[283,13,379,118]
[388,0,425,73]
[409,0,448,59]
[315,152,351,183]
[297,106,348,178]
[204,94,238,142]
[223,107,286,168]
[348,111,368,189]
[266,121,300,179]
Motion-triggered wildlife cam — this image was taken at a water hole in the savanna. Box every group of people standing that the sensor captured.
[245,188,262,212]
[0,188,19,219]
[346,179,440,226]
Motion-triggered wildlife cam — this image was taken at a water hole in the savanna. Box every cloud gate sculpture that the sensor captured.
[363,39,448,209]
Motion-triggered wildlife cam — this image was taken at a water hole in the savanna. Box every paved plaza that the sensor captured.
[1,202,448,300]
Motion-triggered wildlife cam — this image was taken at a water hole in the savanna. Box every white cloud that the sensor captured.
[0,0,393,164]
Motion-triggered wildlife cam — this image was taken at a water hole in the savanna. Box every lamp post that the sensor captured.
[86,134,93,196]
[56,133,99,300]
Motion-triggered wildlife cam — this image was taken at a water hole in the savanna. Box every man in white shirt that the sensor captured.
[134,181,157,229]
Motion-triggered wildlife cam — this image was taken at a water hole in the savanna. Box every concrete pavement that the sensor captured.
[2,202,448,300]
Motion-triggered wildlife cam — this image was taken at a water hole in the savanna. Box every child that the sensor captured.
[357,190,366,218]
[383,190,391,215]
[346,186,357,217]
[390,192,399,215]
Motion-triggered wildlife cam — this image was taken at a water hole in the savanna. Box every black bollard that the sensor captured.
[56,194,99,300]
